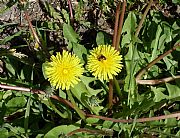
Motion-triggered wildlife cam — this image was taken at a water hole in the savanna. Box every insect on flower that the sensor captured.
[87,45,123,81]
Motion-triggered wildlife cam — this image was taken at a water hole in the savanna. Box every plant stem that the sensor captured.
[66,90,85,120]
[135,0,154,37]
[24,11,51,59]
[137,75,180,85]
[1,83,180,123]
[115,0,126,51]
[112,2,121,48]
[67,0,74,25]
[48,98,68,118]
[108,79,114,109]
[109,0,126,109]
[86,112,180,123]
[67,128,113,137]
[114,77,122,98]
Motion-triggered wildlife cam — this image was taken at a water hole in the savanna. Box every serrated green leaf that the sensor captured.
[122,12,137,46]
[71,81,90,101]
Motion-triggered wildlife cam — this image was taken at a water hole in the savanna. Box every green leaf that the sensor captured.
[164,110,177,126]
[122,12,137,46]
[163,56,178,70]
[44,124,79,137]
[150,25,162,62]
[0,0,17,15]
[20,65,33,81]
[103,121,120,132]
[124,43,139,104]
[96,31,111,45]
[71,42,87,63]
[24,97,31,135]
[71,79,103,114]
[80,75,103,96]
[71,81,90,102]
[44,2,62,21]
[42,62,49,79]
[2,123,26,137]
[166,83,180,99]
[96,32,105,45]
[86,117,99,124]
[172,0,180,4]
[151,87,168,102]
[6,97,27,114]
[0,30,23,45]
[0,128,8,138]
[61,9,70,24]
[63,23,80,43]
[0,92,4,101]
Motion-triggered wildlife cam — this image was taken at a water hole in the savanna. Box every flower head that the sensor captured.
[87,45,123,81]
[44,50,84,90]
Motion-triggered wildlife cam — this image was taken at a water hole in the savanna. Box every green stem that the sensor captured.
[108,79,114,109]
[114,77,122,98]
[48,98,68,119]
[67,90,85,120]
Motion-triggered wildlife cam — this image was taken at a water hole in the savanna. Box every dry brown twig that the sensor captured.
[1,83,180,124]
[24,11,51,59]
[67,128,113,137]
[109,0,126,109]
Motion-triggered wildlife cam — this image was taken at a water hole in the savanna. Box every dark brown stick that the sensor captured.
[1,83,180,123]
[67,128,113,136]
[108,79,114,109]
[67,0,74,25]
[24,11,50,59]
[135,0,153,37]
[137,75,180,85]
[109,2,122,110]
[0,83,30,92]
[112,2,121,48]
[86,112,180,123]
[115,0,126,51]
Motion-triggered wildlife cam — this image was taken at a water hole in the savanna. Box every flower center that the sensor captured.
[63,68,68,74]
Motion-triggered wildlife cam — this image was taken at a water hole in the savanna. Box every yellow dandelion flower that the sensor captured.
[87,45,123,81]
[45,50,84,90]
